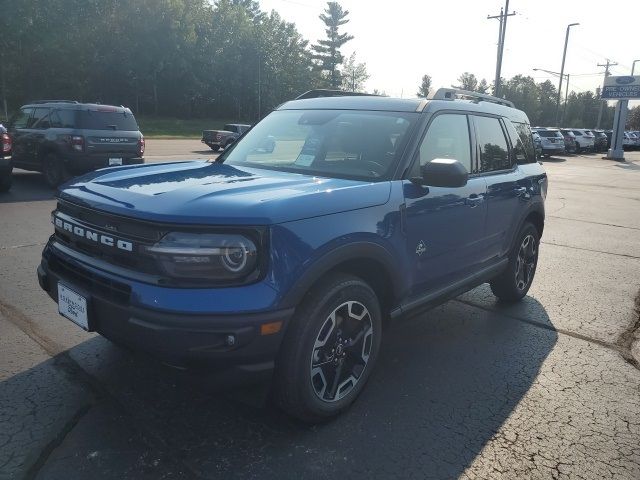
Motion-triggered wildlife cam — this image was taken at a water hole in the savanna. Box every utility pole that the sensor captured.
[596,59,617,129]
[487,1,516,97]
[555,22,579,126]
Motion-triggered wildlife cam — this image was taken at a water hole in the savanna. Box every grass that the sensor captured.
[136,116,241,138]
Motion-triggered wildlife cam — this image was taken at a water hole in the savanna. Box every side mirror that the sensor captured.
[414,158,468,188]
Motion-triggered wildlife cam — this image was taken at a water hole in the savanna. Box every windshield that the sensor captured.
[220,109,417,180]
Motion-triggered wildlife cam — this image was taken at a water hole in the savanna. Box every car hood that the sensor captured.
[57,161,392,225]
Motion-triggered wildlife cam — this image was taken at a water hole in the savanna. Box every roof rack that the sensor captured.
[431,88,514,108]
[29,100,79,105]
[295,89,380,100]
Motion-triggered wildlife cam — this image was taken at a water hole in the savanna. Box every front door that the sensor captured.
[403,112,488,296]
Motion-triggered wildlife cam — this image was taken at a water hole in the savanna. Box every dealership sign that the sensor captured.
[601,76,640,100]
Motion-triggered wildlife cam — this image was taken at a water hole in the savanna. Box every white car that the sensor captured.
[623,132,639,150]
[570,129,595,153]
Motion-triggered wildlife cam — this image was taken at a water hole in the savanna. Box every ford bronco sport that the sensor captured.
[7,101,144,187]
[38,88,546,422]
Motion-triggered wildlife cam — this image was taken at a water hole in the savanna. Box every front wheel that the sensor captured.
[490,222,540,302]
[273,274,382,423]
[209,145,220,152]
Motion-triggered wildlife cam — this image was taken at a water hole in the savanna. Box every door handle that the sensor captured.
[465,194,484,208]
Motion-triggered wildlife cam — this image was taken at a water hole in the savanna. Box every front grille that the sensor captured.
[57,199,164,242]
[49,254,131,304]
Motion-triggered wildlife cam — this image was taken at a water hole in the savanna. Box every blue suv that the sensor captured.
[37,88,547,422]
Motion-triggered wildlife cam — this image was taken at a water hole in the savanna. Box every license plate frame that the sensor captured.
[109,157,123,166]
[58,283,90,331]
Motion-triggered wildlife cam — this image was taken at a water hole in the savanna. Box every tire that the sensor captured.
[273,273,382,423]
[490,222,540,303]
[43,153,67,188]
[0,169,11,192]
[575,145,581,154]
[224,140,234,149]
[209,145,220,152]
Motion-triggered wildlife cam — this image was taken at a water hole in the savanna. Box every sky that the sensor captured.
[259,0,638,102]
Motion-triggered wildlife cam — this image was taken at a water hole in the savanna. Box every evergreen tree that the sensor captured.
[416,74,431,98]
[311,2,354,88]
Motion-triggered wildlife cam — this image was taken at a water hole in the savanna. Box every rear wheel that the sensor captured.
[43,153,67,188]
[490,222,540,302]
[224,140,235,150]
[273,274,382,423]
[209,145,220,152]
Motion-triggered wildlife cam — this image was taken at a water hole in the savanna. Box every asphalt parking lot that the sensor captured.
[1,141,639,480]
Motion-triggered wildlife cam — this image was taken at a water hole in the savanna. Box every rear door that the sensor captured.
[478,116,531,260]
[403,112,488,295]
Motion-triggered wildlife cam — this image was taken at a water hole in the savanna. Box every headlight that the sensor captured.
[144,232,259,283]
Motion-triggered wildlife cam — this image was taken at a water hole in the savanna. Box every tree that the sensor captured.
[311,2,354,88]
[477,79,489,94]
[341,53,369,92]
[628,106,640,130]
[457,72,478,92]
[416,74,432,98]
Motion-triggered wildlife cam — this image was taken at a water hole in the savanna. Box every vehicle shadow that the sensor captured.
[0,170,55,204]
[2,295,556,479]
[539,156,566,163]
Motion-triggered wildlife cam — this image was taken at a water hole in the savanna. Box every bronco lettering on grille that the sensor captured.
[54,216,133,252]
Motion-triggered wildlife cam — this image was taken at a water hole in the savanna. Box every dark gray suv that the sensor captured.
[6,101,144,187]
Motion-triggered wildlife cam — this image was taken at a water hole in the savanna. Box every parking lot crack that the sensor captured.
[614,289,640,371]
[540,241,640,260]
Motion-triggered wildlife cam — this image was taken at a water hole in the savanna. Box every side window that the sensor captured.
[29,108,50,129]
[50,110,76,128]
[505,121,535,164]
[10,108,34,129]
[415,114,472,174]
[474,115,511,172]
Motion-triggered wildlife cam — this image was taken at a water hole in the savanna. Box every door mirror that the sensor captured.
[418,158,468,188]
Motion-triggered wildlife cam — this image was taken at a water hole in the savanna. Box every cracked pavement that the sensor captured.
[0,145,639,479]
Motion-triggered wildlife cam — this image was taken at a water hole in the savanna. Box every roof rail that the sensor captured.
[29,100,79,105]
[432,88,514,108]
[295,89,380,100]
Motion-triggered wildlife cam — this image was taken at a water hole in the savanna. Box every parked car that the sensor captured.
[630,131,640,149]
[38,88,547,422]
[559,129,578,154]
[570,129,595,153]
[5,101,144,188]
[0,124,12,192]
[592,130,608,153]
[532,131,543,159]
[532,127,565,157]
[625,131,640,150]
[202,123,252,151]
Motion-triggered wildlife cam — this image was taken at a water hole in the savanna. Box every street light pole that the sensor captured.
[556,23,579,126]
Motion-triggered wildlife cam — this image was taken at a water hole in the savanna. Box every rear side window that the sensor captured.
[572,130,583,136]
[50,110,76,128]
[76,110,138,131]
[474,115,511,172]
[31,108,51,129]
[11,108,34,129]
[416,113,472,174]
[506,121,535,164]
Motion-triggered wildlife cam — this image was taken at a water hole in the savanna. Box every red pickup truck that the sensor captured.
[201,123,251,151]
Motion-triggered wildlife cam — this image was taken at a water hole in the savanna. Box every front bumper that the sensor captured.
[38,243,293,369]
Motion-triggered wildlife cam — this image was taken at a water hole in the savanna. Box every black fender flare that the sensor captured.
[279,241,406,310]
